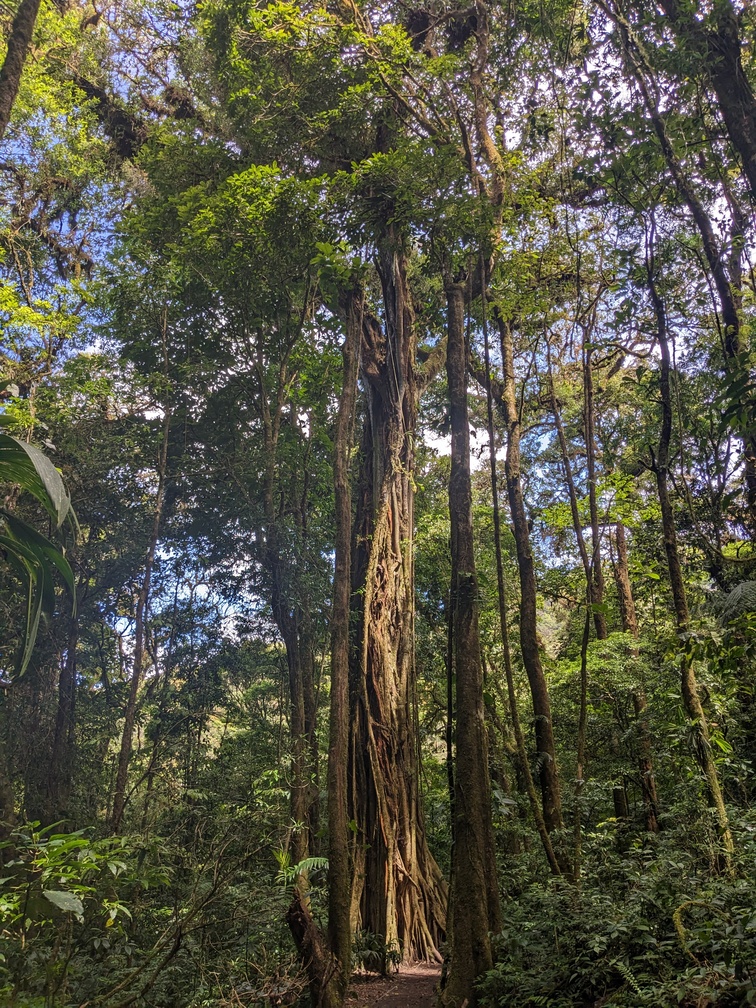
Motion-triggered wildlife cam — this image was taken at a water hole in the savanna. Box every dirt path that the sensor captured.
[347,963,442,1008]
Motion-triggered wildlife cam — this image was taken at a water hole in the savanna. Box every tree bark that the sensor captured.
[496,315,565,846]
[275,612,316,864]
[646,249,734,867]
[327,284,362,1002]
[612,521,660,833]
[255,332,320,863]
[287,285,364,1008]
[439,278,498,1008]
[348,238,446,963]
[483,289,561,876]
[0,0,43,142]
[657,0,756,198]
[288,890,343,1008]
[44,612,77,822]
[582,337,607,635]
[110,410,171,833]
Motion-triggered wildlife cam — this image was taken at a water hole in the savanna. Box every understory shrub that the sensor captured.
[479,814,756,1007]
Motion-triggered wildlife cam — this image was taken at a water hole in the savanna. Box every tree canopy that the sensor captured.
[1,0,756,1005]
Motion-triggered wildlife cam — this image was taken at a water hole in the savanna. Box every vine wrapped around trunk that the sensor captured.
[348,239,446,963]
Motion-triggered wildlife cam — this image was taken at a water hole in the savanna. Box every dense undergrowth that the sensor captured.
[3,806,755,1007]
[479,815,756,1008]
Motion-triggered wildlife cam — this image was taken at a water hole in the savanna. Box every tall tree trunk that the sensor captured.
[548,365,604,639]
[612,521,660,832]
[0,0,43,142]
[546,347,599,873]
[44,612,77,822]
[302,621,320,852]
[275,611,314,865]
[327,285,362,1003]
[0,689,17,851]
[484,289,560,876]
[110,410,171,834]
[348,238,446,962]
[288,286,363,1008]
[582,336,607,634]
[255,336,320,864]
[440,278,498,1008]
[646,246,734,867]
[573,608,590,881]
[657,0,756,197]
[496,314,565,846]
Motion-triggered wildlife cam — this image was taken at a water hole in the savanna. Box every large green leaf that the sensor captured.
[0,433,76,677]
[0,434,71,527]
[0,527,53,677]
[1,511,75,595]
[0,517,76,675]
[42,889,84,919]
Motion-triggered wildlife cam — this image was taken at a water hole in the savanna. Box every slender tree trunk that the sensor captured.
[0,0,43,142]
[0,689,17,851]
[548,367,603,638]
[110,410,171,834]
[276,614,313,864]
[573,608,590,881]
[440,278,498,1008]
[546,350,600,872]
[348,239,446,962]
[646,249,734,867]
[302,623,320,852]
[480,655,521,857]
[253,337,321,863]
[45,612,77,822]
[582,337,607,632]
[287,287,364,1008]
[327,285,362,1003]
[612,521,660,832]
[446,586,455,820]
[297,430,322,849]
[484,291,560,876]
[496,314,565,845]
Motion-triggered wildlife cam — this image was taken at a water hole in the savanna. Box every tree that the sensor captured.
[0,0,44,141]
[440,268,500,1006]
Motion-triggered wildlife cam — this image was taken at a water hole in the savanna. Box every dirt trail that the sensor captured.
[347,963,442,1008]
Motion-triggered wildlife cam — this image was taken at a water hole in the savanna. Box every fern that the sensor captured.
[275,854,329,887]
[613,960,650,1002]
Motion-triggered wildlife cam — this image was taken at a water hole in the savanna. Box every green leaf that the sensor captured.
[42,890,84,917]
[2,511,75,594]
[0,434,71,527]
[0,511,75,677]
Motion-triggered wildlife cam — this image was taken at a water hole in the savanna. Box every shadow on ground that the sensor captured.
[347,962,442,1008]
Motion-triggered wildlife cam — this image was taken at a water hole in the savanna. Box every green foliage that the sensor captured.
[3,0,756,1004]
[273,851,329,888]
[0,425,75,676]
[351,929,401,975]
[480,819,756,1007]
[0,824,141,1005]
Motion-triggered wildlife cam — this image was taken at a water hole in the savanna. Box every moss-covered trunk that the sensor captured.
[439,278,499,1007]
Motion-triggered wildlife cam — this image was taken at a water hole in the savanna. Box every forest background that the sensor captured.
[1,0,756,1004]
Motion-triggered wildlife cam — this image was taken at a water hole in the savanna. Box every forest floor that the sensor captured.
[346,963,442,1008]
